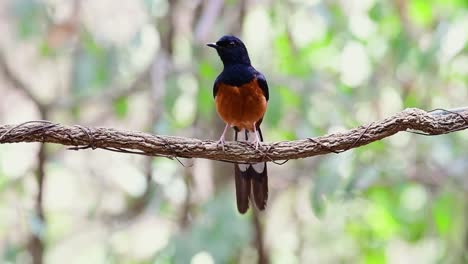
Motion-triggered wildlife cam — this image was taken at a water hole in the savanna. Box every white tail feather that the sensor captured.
[252,163,265,173]
[236,129,249,171]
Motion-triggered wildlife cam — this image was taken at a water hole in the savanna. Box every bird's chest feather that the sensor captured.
[215,79,267,130]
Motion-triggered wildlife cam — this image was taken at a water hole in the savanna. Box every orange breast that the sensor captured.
[215,79,267,131]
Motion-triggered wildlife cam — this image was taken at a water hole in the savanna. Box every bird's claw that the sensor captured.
[251,130,261,150]
[216,138,226,151]
[251,139,259,150]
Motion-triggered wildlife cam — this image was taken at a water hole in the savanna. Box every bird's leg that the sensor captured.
[252,123,261,150]
[217,123,229,151]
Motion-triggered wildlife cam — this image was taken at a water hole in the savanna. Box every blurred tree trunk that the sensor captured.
[28,142,46,264]
[252,209,269,264]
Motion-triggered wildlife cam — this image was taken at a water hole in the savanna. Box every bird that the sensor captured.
[207,35,269,214]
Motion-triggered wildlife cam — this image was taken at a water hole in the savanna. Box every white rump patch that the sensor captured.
[252,162,265,173]
[236,130,249,172]
[235,129,258,143]
[238,164,249,172]
[247,130,257,143]
[236,129,248,142]
[235,129,264,173]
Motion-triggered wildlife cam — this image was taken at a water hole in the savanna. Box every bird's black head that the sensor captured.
[207,35,251,66]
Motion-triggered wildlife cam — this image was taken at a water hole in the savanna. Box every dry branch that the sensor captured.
[0,107,467,163]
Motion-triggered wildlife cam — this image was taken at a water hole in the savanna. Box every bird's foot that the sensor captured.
[251,138,260,150]
[216,123,230,151]
[216,137,226,151]
[251,128,261,150]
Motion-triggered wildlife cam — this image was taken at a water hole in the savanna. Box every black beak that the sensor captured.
[207,43,218,49]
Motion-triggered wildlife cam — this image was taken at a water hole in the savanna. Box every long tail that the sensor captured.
[234,127,268,214]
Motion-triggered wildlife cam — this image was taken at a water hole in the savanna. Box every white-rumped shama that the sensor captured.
[207,35,269,214]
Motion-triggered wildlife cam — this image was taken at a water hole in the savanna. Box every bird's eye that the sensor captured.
[228,41,236,46]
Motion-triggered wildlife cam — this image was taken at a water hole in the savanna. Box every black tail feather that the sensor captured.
[252,168,268,210]
[234,165,250,214]
[234,127,268,213]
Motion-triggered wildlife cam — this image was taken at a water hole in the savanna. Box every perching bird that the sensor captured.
[207,35,269,214]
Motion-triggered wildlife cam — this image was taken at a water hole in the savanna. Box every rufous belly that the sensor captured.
[215,79,267,131]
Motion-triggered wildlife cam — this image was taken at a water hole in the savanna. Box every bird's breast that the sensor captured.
[215,79,267,131]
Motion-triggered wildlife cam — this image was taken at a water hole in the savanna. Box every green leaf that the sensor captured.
[72,33,117,95]
[397,184,428,242]
[356,140,386,156]
[367,204,399,240]
[364,247,386,264]
[274,33,310,76]
[12,0,45,38]
[432,192,455,236]
[369,2,384,21]
[113,97,129,119]
[264,86,282,127]
[199,61,217,80]
[337,84,354,95]
[278,130,296,141]
[38,41,56,57]
[278,86,301,107]
[403,91,420,107]
[366,187,400,239]
[409,0,433,27]
[3,244,21,262]
[380,14,402,39]
[197,83,213,118]
[435,0,468,8]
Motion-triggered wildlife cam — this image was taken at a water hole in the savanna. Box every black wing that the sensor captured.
[213,75,221,98]
[256,72,269,101]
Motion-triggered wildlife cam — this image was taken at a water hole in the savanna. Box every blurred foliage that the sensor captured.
[166,193,251,264]
[0,0,467,263]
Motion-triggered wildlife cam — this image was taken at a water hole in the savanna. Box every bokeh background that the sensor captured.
[0,0,468,263]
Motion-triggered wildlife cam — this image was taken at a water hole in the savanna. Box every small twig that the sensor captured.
[0,53,46,112]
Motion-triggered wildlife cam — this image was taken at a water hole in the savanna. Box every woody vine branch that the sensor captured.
[0,107,467,163]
